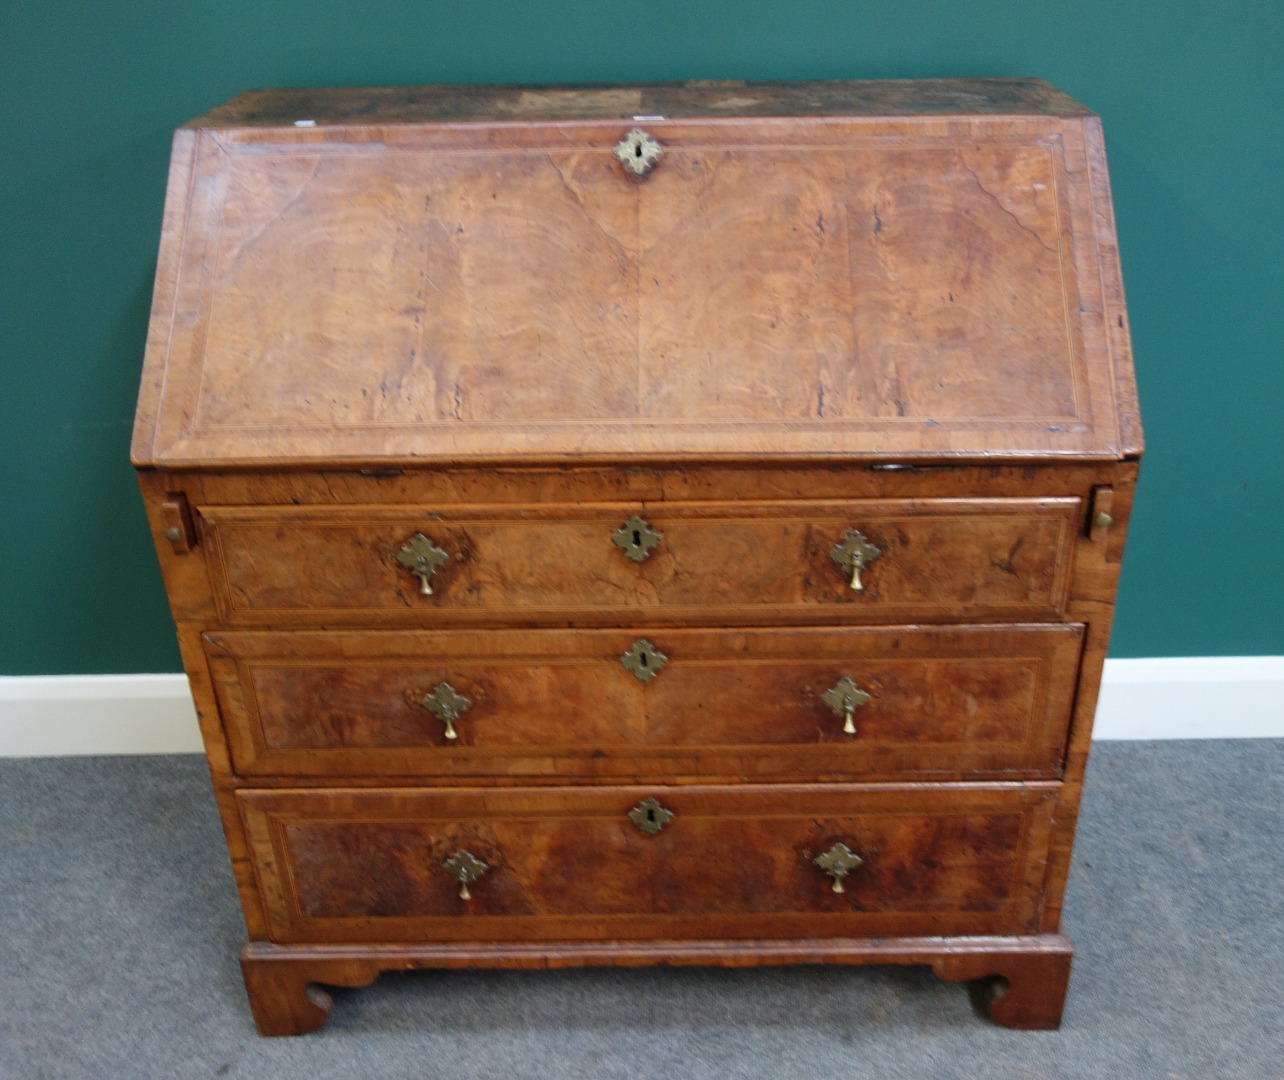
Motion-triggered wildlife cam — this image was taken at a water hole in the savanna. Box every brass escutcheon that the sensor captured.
[441,849,489,900]
[619,639,668,682]
[611,514,663,562]
[614,128,662,177]
[396,533,449,595]
[821,677,872,736]
[829,529,882,591]
[420,682,472,741]
[814,841,864,894]
[628,796,675,836]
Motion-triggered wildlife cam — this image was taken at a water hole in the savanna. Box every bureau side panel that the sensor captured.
[1039,460,1138,931]
[138,470,268,938]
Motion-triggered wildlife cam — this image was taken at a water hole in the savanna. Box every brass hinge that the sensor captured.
[160,493,197,554]
[1087,486,1114,542]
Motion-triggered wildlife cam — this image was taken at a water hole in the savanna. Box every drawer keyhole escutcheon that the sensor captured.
[441,850,489,900]
[396,533,449,595]
[613,128,662,178]
[628,797,675,836]
[829,529,882,591]
[620,639,669,682]
[814,842,864,893]
[420,682,472,741]
[821,677,872,736]
[611,514,663,562]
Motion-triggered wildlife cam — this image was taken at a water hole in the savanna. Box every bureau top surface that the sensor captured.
[185,79,1093,126]
[132,79,1141,468]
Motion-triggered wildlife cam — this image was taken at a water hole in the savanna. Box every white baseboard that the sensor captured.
[1091,656,1283,740]
[1,658,1281,757]
[0,674,203,757]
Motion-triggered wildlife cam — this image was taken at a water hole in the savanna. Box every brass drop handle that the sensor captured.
[814,841,864,894]
[420,682,472,741]
[396,532,449,595]
[442,850,489,900]
[821,677,872,736]
[829,529,882,591]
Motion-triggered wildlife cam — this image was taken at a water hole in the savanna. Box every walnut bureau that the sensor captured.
[132,79,1141,1035]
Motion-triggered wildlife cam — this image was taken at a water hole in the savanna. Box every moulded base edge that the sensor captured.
[239,933,1073,1036]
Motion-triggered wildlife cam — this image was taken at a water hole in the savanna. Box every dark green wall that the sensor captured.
[2,1,1280,673]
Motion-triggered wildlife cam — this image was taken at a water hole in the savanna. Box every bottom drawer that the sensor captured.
[239,784,1057,944]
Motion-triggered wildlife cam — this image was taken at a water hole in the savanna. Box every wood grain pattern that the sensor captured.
[932,939,1073,1029]
[132,91,1135,465]
[238,783,1057,943]
[199,497,1081,626]
[240,946,380,1037]
[205,623,1082,780]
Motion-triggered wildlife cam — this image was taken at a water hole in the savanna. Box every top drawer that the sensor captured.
[199,497,1079,626]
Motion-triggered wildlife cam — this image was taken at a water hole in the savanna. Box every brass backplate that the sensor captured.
[441,849,489,899]
[619,639,668,682]
[829,529,882,589]
[396,532,449,594]
[628,797,675,836]
[821,677,872,718]
[614,128,662,177]
[420,681,472,740]
[611,514,663,562]
[814,841,864,893]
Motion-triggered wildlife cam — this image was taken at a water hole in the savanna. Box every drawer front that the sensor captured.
[207,624,1083,780]
[200,497,1079,626]
[239,784,1057,944]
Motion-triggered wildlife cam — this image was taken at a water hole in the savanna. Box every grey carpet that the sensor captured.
[1,741,1281,1079]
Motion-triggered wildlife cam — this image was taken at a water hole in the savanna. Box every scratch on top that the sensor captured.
[545,155,631,257]
[960,162,1056,252]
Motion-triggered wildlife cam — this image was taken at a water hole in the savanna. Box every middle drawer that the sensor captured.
[206,623,1083,781]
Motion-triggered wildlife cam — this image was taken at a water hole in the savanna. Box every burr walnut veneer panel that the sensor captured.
[132,85,1138,466]
[206,623,1083,780]
[238,784,1057,944]
[200,498,1079,625]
